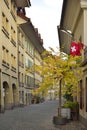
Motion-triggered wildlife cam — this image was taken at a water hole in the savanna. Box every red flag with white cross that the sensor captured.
[70,41,84,56]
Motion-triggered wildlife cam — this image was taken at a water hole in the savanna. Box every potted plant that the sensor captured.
[63,101,79,120]
[53,115,67,125]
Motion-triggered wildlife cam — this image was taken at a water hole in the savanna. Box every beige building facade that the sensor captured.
[0,0,19,112]
[0,0,44,112]
[16,7,44,105]
[58,0,87,127]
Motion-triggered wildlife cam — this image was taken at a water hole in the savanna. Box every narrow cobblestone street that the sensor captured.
[0,100,85,130]
[0,100,58,130]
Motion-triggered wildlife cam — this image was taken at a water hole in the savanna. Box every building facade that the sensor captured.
[0,0,44,112]
[58,0,87,127]
[0,0,19,112]
[15,5,44,105]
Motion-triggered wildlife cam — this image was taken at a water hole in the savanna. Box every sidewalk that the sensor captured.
[54,120,86,130]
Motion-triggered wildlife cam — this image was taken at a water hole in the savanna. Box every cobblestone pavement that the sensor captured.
[0,100,86,130]
[0,100,59,130]
[55,121,85,130]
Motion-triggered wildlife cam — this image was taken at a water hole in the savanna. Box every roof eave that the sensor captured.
[20,22,44,54]
[15,0,31,7]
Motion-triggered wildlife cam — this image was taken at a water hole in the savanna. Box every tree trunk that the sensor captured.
[58,79,62,116]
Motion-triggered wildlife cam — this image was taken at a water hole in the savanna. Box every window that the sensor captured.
[2,46,5,61]
[28,76,30,86]
[25,75,27,85]
[21,54,24,64]
[18,31,24,48]
[6,18,9,31]
[25,58,33,69]
[19,51,20,62]
[13,56,16,67]
[2,46,9,67]
[11,54,16,68]
[25,39,27,51]
[2,13,5,26]
[11,26,16,46]
[22,73,24,83]
[30,77,34,88]
[21,34,24,48]
[29,43,34,57]
[11,54,13,67]
[6,49,9,64]
[18,30,21,46]
[19,72,20,82]
[25,75,30,86]
[2,12,9,38]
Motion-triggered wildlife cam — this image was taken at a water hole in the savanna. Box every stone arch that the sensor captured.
[3,81,9,109]
[12,83,16,106]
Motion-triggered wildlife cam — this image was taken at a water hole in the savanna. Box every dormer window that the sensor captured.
[17,7,26,15]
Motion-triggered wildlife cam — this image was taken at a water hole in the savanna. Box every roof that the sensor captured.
[17,4,44,54]
[20,22,44,54]
[15,0,31,7]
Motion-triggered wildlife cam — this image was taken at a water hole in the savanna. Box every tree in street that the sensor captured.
[34,48,82,116]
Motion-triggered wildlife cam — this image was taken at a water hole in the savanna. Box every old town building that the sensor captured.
[58,0,87,127]
[0,0,44,112]
[17,10,44,105]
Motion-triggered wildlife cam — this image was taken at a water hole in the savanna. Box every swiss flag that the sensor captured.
[70,41,84,56]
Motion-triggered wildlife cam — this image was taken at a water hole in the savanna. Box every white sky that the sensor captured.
[25,0,63,51]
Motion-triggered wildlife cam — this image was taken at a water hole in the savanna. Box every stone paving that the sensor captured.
[0,100,86,130]
[55,121,86,130]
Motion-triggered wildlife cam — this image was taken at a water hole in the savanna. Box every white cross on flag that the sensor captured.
[70,41,84,56]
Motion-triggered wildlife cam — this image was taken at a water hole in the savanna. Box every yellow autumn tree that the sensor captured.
[34,48,82,116]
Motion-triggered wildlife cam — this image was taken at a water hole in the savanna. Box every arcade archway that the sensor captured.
[3,81,9,109]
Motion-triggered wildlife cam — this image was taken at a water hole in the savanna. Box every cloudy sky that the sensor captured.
[25,0,63,50]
